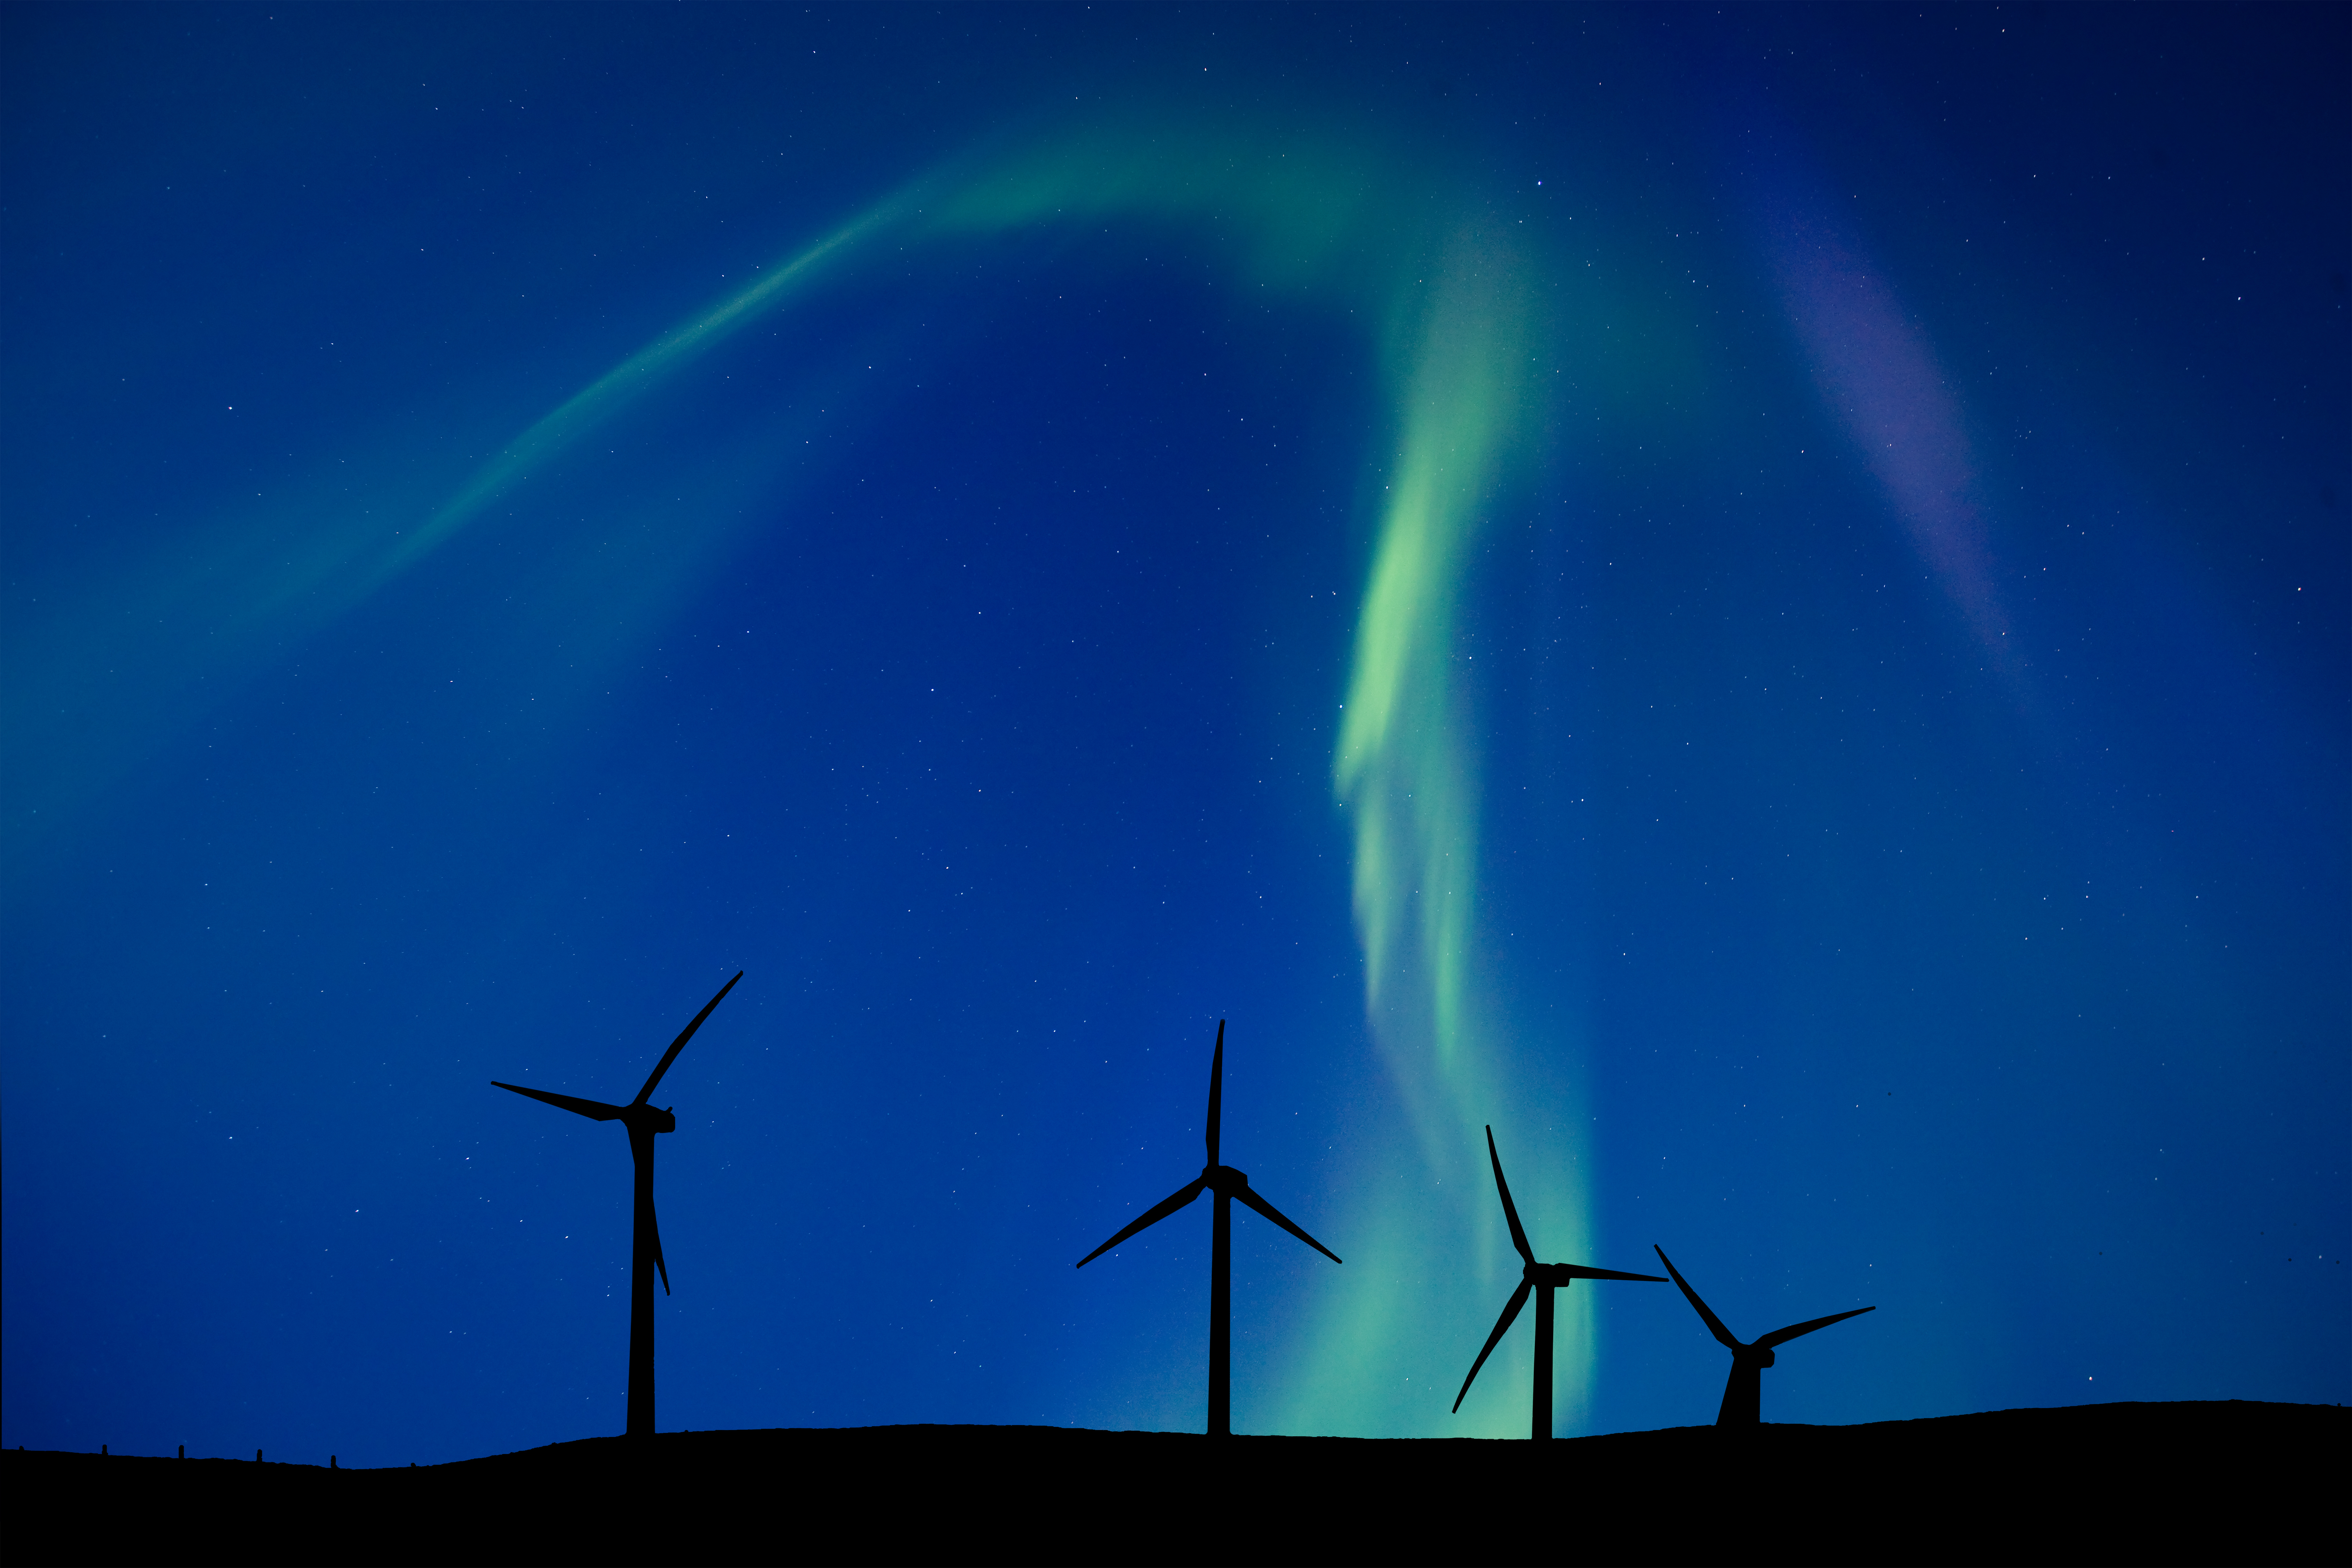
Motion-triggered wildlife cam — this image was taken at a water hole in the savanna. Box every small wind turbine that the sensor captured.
[492,971,741,1439]
[1452,1125,1666,1438]
[1076,1020,1340,1437]
[1652,1245,1874,1426]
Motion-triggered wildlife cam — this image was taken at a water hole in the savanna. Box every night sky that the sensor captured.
[3,4,2344,1464]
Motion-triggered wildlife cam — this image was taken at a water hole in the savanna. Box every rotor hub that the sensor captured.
[622,1103,677,1134]
[1202,1163,1251,1194]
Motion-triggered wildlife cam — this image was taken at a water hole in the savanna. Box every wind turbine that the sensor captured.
[1652,1245,1874,1427]
[491,971,741,1439]
[1452,1125,1666,1438]
[1076,1020,1341,1437]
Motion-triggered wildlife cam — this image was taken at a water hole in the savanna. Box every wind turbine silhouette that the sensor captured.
[1452,1126,1666,1438]
[491,971,740,1439]
[1652,1245,1874,1427]
[1076,1020,1340,1437]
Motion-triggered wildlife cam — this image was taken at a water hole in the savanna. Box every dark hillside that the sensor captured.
[8,1401,2342,1566]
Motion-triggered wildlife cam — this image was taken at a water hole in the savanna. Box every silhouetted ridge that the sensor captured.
[10,1403,2339,1566]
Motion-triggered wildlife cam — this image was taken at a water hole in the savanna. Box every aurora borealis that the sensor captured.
[3,5,2344,1461]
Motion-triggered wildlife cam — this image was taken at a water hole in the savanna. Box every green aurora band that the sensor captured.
[28,108,1687,1433]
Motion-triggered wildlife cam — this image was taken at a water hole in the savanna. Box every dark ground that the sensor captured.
[6,1401,2343,1566]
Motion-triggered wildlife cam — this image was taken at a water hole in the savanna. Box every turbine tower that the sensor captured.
[1653,1244,1875,1427]
[1452,1125,1666,1438]
[492,971,740,1439]
[1076,1020,1340,1437]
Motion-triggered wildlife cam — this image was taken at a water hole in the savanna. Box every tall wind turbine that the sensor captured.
[1076,1020,1340,1437]
[1452,1126,1666,1439]
[492,971,741,1439]
[1653,1245,1874,1427]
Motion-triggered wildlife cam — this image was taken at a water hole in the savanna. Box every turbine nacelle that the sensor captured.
[1523,1260,1664,1287]
[625,1104,678,1135]
[1202,1163,1251,1196]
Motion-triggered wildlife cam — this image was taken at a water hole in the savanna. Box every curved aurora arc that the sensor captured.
[322,114,1666,1434]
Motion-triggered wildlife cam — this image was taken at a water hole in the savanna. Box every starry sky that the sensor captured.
[3,4,2344,1463]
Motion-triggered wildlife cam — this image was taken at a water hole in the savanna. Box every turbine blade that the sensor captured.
[1654,1246,1744,1350]
[1075,1179,1204,1268]
[1756,1305,1875,1350]
[1557,1265,1669,1284]
[1451,1279,1532,1413]
[1232,1184,1341,1265]
[1205,1020,1224,1168]
[648,1201,670,1297]
[1485,1127,1535,1267]
[634,971,742,1106]
[491,1082,627,1121]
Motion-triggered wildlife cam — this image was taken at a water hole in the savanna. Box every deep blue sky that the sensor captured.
[3,4,2344,1463]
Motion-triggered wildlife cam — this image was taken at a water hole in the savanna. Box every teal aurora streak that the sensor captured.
[364,111,1671,1432]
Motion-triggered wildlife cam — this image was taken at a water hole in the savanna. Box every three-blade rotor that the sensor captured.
[1075,1019,1340,1269]
[490,971,743,1300]
[492,972,742,1125]
[1653,1244,1874,1352]
[1453,1126,1666,1413]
